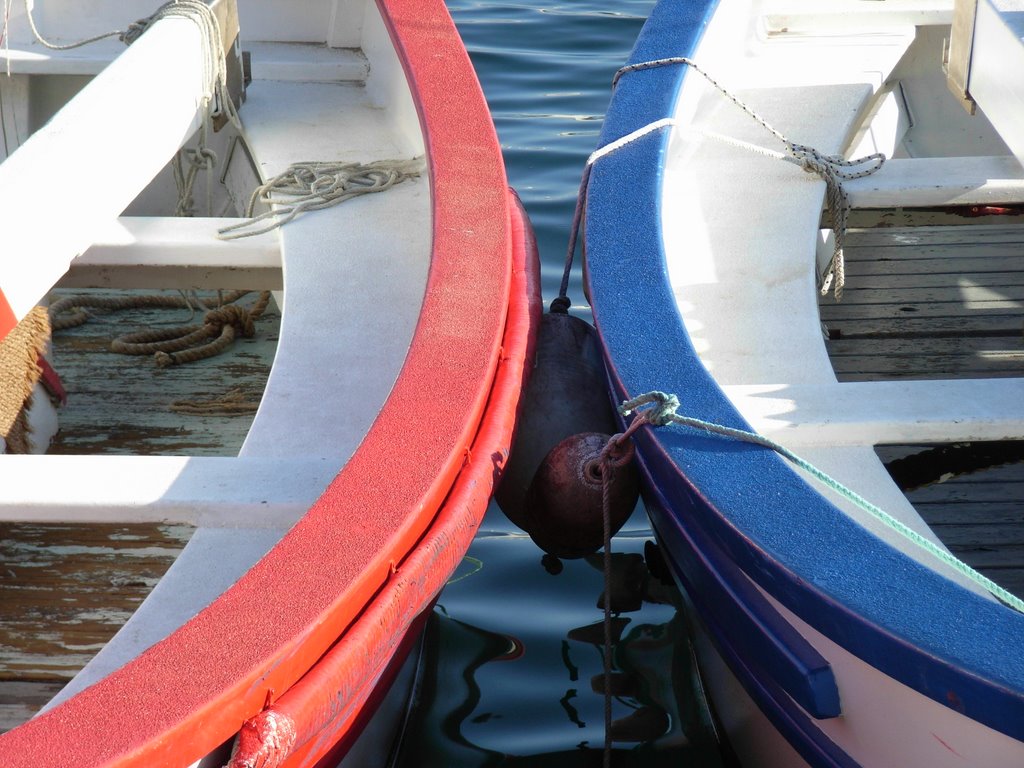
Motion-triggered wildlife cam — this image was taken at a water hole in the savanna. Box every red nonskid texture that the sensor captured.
[236,190,540,768]
[0,292,16,345]
[0,0,515,765]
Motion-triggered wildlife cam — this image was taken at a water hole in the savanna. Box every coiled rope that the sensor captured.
[49,290,272,368]
[619,390,1024,614]
[217,157,426,239]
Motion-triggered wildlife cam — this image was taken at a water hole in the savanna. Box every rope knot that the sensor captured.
[204,304,255,337]
[598,433,636,469]
[619,390,680,427]
[187,146,218,170]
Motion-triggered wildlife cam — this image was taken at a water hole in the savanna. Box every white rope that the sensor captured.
[217,157,426,239]
[22,0,126,50]
[587,117,677,167]
[132,1,240,217]
[614,56,886,300]
[18,0,238,217]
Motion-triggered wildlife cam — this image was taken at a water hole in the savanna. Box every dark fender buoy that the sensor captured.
[495,310,620,530]
[523,431,639,558]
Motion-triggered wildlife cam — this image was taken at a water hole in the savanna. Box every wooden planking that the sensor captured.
[0,682,65,735]
[0,522,192,733]
[47,288,279,456]
[0,289,280,731]
[822,223,1024,596]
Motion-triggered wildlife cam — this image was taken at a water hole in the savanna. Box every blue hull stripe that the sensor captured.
[584,0,1024,747]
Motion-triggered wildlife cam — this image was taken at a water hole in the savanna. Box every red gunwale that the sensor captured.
[232,190,540,768]
[0,1,524,765]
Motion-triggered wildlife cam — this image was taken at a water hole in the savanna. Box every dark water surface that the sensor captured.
[393,5,726,766]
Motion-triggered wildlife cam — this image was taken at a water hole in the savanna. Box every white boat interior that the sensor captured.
[662,0,1024,598]
[0,0,431,729]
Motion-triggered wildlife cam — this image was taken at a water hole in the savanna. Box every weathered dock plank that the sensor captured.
[823,224,1024,596]
[0,288,279,732]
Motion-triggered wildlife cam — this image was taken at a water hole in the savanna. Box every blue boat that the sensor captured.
[583,1,1024,766]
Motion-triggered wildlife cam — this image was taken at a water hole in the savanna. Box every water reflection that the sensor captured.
[393,526,723,766]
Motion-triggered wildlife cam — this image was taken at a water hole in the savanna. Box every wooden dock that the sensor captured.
[0,289,279,732]
[820,222,1024,597]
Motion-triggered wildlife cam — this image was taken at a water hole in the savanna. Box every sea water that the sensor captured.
[391,5,726,765]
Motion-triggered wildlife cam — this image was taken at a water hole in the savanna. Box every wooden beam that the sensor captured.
[59,217,282,290]
[0,16,209,328]
[762,0,954,34]
[844,155,1024,209]
[967,0,1024,165]
[0,455,337,526]
[724,378,1024,447]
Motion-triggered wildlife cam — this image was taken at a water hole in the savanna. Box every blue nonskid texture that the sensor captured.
[583,0,1024,745]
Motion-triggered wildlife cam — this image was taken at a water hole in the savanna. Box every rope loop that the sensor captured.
[599,433,636,469]
[592,55,888,302]
[188,146,218,170]
[620,390,680,427]
[618,389,1024,614]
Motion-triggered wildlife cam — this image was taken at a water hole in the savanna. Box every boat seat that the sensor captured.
[663,32,980,572]
[845,155,1024,209]
[759,0,954,34]
[723,378,1024,447]
[0,35,367,81]
[61,216,282,290]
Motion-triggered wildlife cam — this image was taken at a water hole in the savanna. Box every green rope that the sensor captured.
[621,390,1024,613]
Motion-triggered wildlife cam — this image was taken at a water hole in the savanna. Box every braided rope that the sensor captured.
[620,391,1024,614]
[609,57,885,300]
[218,158,426,239]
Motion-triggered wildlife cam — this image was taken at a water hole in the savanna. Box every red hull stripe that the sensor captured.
[0,1,523,766]
[241,190,540,768]
[0,291,16,344]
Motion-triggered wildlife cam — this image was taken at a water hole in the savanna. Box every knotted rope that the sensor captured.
[19,0,240,217]
[613,57,884,300]
[49,290,271,368]
[556,57,884,308]
[619,390,1024,614]
[218,158,426,239]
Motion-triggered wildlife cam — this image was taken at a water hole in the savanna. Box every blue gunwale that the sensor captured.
[582,0,1024,752]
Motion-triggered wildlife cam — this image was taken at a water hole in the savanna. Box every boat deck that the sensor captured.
[820,222,1024,597]
[0,290,279,732]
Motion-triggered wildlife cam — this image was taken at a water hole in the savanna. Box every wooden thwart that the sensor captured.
[61,217,281,291]
[0,455,337,525]
[724,378,1024,447]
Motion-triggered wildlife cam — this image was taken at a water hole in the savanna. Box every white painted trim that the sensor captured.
[0,18,206,322]
[60,216,282,290]
[724,378,1024,447]
[0,455,336,525]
